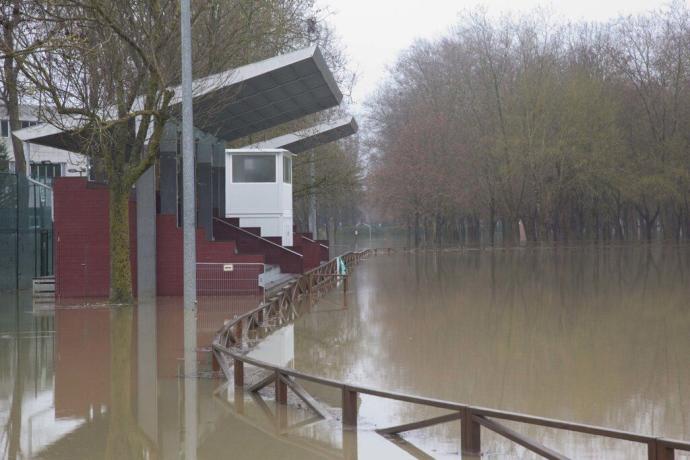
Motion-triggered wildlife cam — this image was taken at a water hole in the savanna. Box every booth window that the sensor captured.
[283,156,292,183]
[232,155,275,183]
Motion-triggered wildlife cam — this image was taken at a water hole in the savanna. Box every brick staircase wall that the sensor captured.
[213,217,303,274]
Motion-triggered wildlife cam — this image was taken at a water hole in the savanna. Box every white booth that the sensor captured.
[225,149,294,246]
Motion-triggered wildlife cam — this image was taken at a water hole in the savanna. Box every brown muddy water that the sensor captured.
[1,244,689,459]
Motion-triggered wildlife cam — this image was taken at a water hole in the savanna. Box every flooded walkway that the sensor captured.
[1,244,689,458]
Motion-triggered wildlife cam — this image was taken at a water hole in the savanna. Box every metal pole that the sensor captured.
[180,0,196,310]
[183,307,198,460]
[15,173,19,291]
[308,152,317,237]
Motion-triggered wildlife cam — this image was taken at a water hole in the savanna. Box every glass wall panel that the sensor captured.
[0,173,53,291]
[283,156,292,184]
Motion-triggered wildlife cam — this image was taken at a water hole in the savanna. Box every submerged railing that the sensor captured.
[212,249,690,460]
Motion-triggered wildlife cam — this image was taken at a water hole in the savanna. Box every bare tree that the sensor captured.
[367,5,690,246]
[0,0,49,175]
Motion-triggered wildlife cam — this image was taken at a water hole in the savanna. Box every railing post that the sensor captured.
[234,385,245,414]
[234,358,244,386]
[649,440,675,460]
[343,425,358,460]
[461,408,481,456]
[342,387,358,428]
[234,319,243,343]
[211,351,220,372]
[275,371,288,405]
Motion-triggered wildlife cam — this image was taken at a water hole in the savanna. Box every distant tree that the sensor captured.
[293,135,364,238]
[367,5,690,245]
[0,1,47,176]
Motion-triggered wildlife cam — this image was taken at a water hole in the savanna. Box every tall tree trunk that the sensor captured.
[2,5,26,175]
[414,211,420,248]
[638,205,660,241]
[503,216,517,246]
[110,186,133,303]
[489,199,496,246]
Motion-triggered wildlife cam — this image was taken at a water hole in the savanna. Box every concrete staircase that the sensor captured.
[33,276,55,303]
[260,264,298,291]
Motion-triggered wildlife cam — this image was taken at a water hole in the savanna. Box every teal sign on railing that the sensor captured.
[336,256,347,276]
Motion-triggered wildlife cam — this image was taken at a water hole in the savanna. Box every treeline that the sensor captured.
[293,135,365,240]
[367,5,690,245]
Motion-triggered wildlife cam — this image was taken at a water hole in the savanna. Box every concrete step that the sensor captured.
[260,264,298,292]
[33,276,55,298]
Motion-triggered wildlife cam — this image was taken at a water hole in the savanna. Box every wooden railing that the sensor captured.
[212,249,690,460]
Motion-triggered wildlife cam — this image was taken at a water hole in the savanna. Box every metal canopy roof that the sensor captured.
[243,116,357,154]
[13,46,343,151]
[172,45,342,141]
[12,118,83,152]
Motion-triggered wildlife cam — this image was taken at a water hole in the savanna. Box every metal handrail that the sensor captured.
[212,249,690,459]
[212,216,303,257]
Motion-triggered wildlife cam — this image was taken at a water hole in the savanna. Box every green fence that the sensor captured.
[0,172,53,292]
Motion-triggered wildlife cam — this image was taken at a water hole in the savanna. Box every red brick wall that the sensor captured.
[213,218,303,273]
[293,234,322,271]
[53,178,138,299]
[54,177,267,298]
[156,214,264,296]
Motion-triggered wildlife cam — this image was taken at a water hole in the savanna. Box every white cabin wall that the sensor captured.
[224,149,294,246]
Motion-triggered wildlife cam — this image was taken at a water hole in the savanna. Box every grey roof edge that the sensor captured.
[311,47,343,105]
[242,115,358,153]
[171,45,323,106]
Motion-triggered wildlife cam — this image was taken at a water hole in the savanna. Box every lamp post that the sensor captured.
[355,223,372,248]
[180,0,196,311]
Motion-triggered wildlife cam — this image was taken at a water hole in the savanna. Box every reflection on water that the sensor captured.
[292,244,690,458]
[0,292,404,459]
[0,293,349,459]
[1,244,689,459]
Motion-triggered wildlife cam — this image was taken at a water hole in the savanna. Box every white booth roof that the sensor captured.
[13,46,343,152]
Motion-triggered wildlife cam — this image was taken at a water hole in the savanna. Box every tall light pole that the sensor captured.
[307,17,318,239]
[309,154,317,237]
[180,4,198,459]
[180,0,196,311]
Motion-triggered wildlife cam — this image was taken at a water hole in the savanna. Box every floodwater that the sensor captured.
[0,244,689,459]
[288,244,690,458]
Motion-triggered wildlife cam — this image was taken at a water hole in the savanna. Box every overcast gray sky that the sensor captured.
[316,0,680,112]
